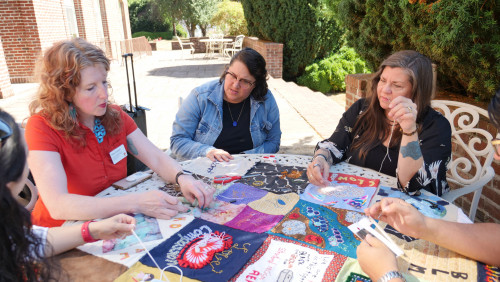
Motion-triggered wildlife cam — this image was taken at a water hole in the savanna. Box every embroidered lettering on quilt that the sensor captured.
[165,225,213,265]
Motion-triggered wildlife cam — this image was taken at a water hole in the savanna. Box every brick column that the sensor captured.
[344,73,373,110]
[243,37,283,79]
[0,37,13,99]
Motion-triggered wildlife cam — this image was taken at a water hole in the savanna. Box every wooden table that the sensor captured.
[56,154,481,281]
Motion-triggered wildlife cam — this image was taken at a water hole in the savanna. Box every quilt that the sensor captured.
[139,218,267,281]
[225,206,284,233]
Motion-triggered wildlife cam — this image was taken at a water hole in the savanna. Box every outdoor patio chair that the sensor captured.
[431,100,498,221]
[208,33,224,57]
[176,36,195,58]
[224,35,244,57]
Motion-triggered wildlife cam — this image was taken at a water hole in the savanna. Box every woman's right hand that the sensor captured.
[206,148,234,162]
[89,214,136,240]
[307,156,330,187]
[135,190,188,219]
[357,234,401,281]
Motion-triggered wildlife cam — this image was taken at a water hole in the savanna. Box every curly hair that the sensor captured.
[219,47,269,101]
[29,38,121,146]
[0,109,59,281]
[350,50,433,160]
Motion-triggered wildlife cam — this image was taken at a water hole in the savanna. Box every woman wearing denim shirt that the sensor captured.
[171,48,281,161]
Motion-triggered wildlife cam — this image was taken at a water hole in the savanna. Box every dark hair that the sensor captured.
[351,50,433,159]
[219,47,268,101]
[0,109,56,281]
[488,88,500,129]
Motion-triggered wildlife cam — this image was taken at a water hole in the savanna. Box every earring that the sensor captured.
[69,103,77,120]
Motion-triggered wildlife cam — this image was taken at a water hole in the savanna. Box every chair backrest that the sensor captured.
[431,100,498,221]
[175,36,184,51]
[234,35,244,48]
[209,33,224,40]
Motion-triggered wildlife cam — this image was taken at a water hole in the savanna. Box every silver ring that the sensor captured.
[313,163,321,168]
[407,106,412,113]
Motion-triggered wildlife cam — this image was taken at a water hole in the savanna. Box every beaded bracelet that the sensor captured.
[400,127,418,136]
[312,153,330,164]
[81,220,98,243]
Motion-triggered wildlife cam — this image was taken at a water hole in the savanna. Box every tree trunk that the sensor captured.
[200,24,207,37]
[173,22,177,36]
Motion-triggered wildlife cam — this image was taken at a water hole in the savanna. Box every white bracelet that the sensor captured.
[378,271,405,282]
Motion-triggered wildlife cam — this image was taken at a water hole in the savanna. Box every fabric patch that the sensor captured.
[181,157,256,178]
[77,214,194,267]
[217,183,268,204]
[377,221,479,281]
[477,263,500,282]
[102,214,161,253]
[237,162,309,194]
[301,173,378,212]
[346,272,370,282]
[231,235,347,282]
[268,200,364,258]
[248,192,300,215]
[114,261,198,282]
[139,218,267,281]
[225,206,284,233]
[199,200,246,225]
[375,186,456,221]
[158,183,183,197]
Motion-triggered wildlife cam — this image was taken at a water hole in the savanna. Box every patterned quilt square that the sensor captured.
[225,206,284,233]
[237,162,309,194]
[231,235,348,282]
[268,200,365,258]
[248,192,300,215]
[199,199,246,225]
[139,218,267,281]
[216,183,268,204]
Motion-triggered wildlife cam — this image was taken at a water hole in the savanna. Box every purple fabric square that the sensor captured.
[225,206,284,233]
[217,183,268,205]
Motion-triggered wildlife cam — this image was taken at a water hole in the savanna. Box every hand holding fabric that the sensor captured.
[365,197,428,239]
[357,234,400,281]
[88,214,136,240]
[179,174,215,209]
[206,148,234,162]
[135,190,188,219]
[388,96,418,133]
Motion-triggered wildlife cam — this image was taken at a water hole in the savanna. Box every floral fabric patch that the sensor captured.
[248,192,300,215]
[200,200,246,225]
[268,200,364,258]
[139,218,267,281]
[77,214,194,267]
[217,183,268,205]
[225,206,284,233]
[231,235,347,282]
[237,162,309,194]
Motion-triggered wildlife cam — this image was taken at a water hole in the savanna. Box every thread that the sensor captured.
[131,229,184,282]
[379,120,396,172]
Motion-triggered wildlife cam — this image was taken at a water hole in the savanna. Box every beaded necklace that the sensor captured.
[93,118,106,143]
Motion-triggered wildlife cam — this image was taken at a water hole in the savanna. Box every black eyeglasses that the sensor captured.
[0,119,12,144]
[225,71,255,90]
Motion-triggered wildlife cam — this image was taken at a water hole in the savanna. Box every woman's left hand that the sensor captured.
[89,214,136,240]
[357,234,400,281]
[178,175,215,208]
[388,96,417,133]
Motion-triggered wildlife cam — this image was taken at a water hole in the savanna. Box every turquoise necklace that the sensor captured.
[93,118,106,143]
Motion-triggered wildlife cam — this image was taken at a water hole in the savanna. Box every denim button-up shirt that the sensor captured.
[170,79,281,160]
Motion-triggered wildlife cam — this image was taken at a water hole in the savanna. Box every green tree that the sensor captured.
[338,0,500,100]
[211,0,247,36]
[183,0,220,37]
[241,0,343,80]
[128,0,170,33]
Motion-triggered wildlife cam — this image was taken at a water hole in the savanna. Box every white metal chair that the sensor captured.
[208,33,224,57]
[224,35,244,57]
[176,36,194,58]
[432,100,498,221]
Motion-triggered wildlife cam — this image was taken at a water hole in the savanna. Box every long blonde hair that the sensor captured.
[30,38,121,146]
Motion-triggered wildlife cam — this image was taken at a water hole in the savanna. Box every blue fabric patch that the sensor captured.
[377,186,448,218]
[139,218,267,281]
[267,200,363,258]
[216,183,268,205]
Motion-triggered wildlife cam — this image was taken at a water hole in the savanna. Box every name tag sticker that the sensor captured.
[110,144,127,165]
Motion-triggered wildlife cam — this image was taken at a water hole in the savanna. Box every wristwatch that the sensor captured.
[378,271,405,282]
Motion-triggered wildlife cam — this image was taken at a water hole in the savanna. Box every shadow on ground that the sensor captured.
[278,136,317,156]
[147,64,227,78]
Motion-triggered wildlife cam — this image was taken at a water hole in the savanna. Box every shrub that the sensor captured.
[129,0,170,33]
[338,0,500,101]
[210,0,247,36]
[298,47,371,93]
[132,31,173,40]
[241,0,343,80]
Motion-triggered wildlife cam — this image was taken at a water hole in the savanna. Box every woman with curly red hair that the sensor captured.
[26,38,214,227]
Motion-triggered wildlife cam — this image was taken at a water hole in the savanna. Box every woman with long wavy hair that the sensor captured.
[307,50,451,196]
[26,38,215,227]
[0,109,136,281]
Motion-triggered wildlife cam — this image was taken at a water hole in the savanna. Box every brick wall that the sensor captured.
[345,73,500,223]
[243,37,283,79]
[0,37,14,99]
